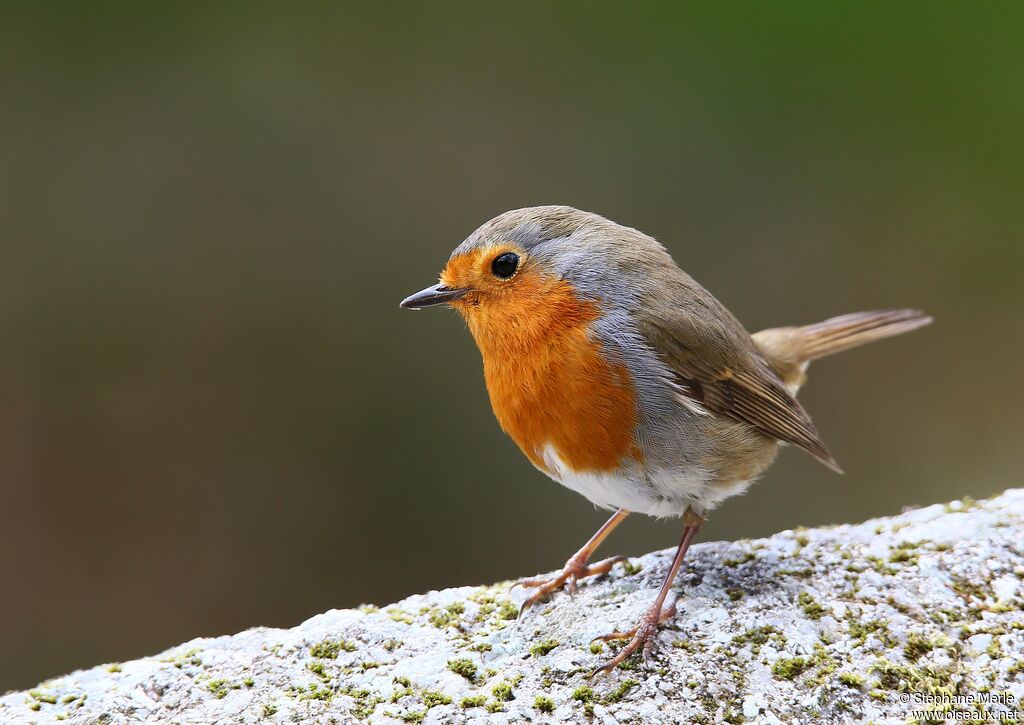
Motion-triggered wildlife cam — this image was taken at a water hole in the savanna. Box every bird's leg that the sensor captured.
[592,508,704,674]
[514,508,629,616]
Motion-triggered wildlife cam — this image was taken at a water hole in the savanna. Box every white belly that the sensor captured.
[539,445,713,518]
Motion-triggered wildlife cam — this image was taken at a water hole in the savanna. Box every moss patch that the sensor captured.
[772,656,810,680]
[534,694,555,712]
[798,592,828,620]
[530,639,559,657]
[446,658,477,682]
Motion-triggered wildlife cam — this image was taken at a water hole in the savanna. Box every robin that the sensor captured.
[400,206,931,673]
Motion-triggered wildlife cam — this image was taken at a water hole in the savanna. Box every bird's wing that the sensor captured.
[634,298,841,472]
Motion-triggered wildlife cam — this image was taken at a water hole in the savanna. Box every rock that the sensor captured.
[3,490,1023,724]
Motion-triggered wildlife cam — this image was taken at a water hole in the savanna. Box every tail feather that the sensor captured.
[753,309,932,390]
[784,309,933,362]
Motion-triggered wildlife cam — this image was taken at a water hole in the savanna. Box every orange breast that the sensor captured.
[460,275,641,475]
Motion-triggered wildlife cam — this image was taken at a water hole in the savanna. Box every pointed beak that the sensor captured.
[399,283,470,310]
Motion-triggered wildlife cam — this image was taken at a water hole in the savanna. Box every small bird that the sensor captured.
[401,206,931,673]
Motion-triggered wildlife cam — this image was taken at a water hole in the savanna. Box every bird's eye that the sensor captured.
[491,252,519,279]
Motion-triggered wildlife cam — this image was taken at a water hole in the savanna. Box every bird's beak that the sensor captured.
[399,283,470,310]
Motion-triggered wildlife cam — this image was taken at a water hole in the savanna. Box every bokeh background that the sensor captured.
[2,3,1021,691]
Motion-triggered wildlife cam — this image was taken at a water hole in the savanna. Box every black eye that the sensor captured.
[491,252,519,279]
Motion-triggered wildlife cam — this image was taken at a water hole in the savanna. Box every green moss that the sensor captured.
[731,625,782,655]
[468,642,492,653]
[162,647,203,668]
[446,658,477,682]
[485,701,506,713]
[723,552,755,567]
[590,642,604,654]
[534,695,556,712]
[806,643,836,686]
[839,671,865,688]
[987,639,1005,659]
[904,631,950,661]
[105,664,122,673]
[310,638,356,658]
[459,695,487,708]
[622,559,642,576]
[573,685,596,702]
[771,656,810,680]
[867,556,898,575]
[603,678,638,703]
[262,703,278,717]
[400,710,426,723]
[393,676,412,688]
[307,661,331,683]
[889,549,916,564]
[205,679,236,699]
[243,677,255,688]
[28,691,58,705]
[383,639,403,651]
[530,639,559,657]
[779,567,814,579]
[388,608,415,624]
[847,615,894,647]
[492,682,514,702]
[305,682,336,702]
[422,690,452,708]
[429,602,466,629]
[868,657,960,697]
[798,592,828,620]
[352,694,385,717]
[496,600,518,620]
[727,588,744,601]
[390,686,413,703]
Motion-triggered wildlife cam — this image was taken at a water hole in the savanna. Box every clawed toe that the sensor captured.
[590,595,680,675]
[515,555,628,618]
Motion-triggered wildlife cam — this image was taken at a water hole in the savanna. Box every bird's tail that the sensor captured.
[753,309,932,391]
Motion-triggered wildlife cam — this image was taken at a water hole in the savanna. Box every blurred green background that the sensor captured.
[1,2,1021,691]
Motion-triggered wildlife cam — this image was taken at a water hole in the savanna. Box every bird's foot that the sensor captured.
[590,595,678,675]
[513,553,626,617]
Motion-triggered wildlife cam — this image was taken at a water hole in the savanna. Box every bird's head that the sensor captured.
[400,206,667,353]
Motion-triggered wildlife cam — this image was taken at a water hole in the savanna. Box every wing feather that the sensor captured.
[635,305,841,473]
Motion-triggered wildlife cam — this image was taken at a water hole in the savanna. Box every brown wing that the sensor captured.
[635,299,842,473]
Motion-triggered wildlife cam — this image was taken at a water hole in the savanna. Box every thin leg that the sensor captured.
[592,509,704,675]
[514,508,630,616]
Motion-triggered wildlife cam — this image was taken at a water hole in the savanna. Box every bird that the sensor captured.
[400,205,931,674]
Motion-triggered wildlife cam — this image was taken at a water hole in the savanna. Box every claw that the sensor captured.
[590,597,679,675]
[515,555,627,617]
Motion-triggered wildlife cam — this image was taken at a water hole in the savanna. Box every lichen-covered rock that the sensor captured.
[4,491,1023,724]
